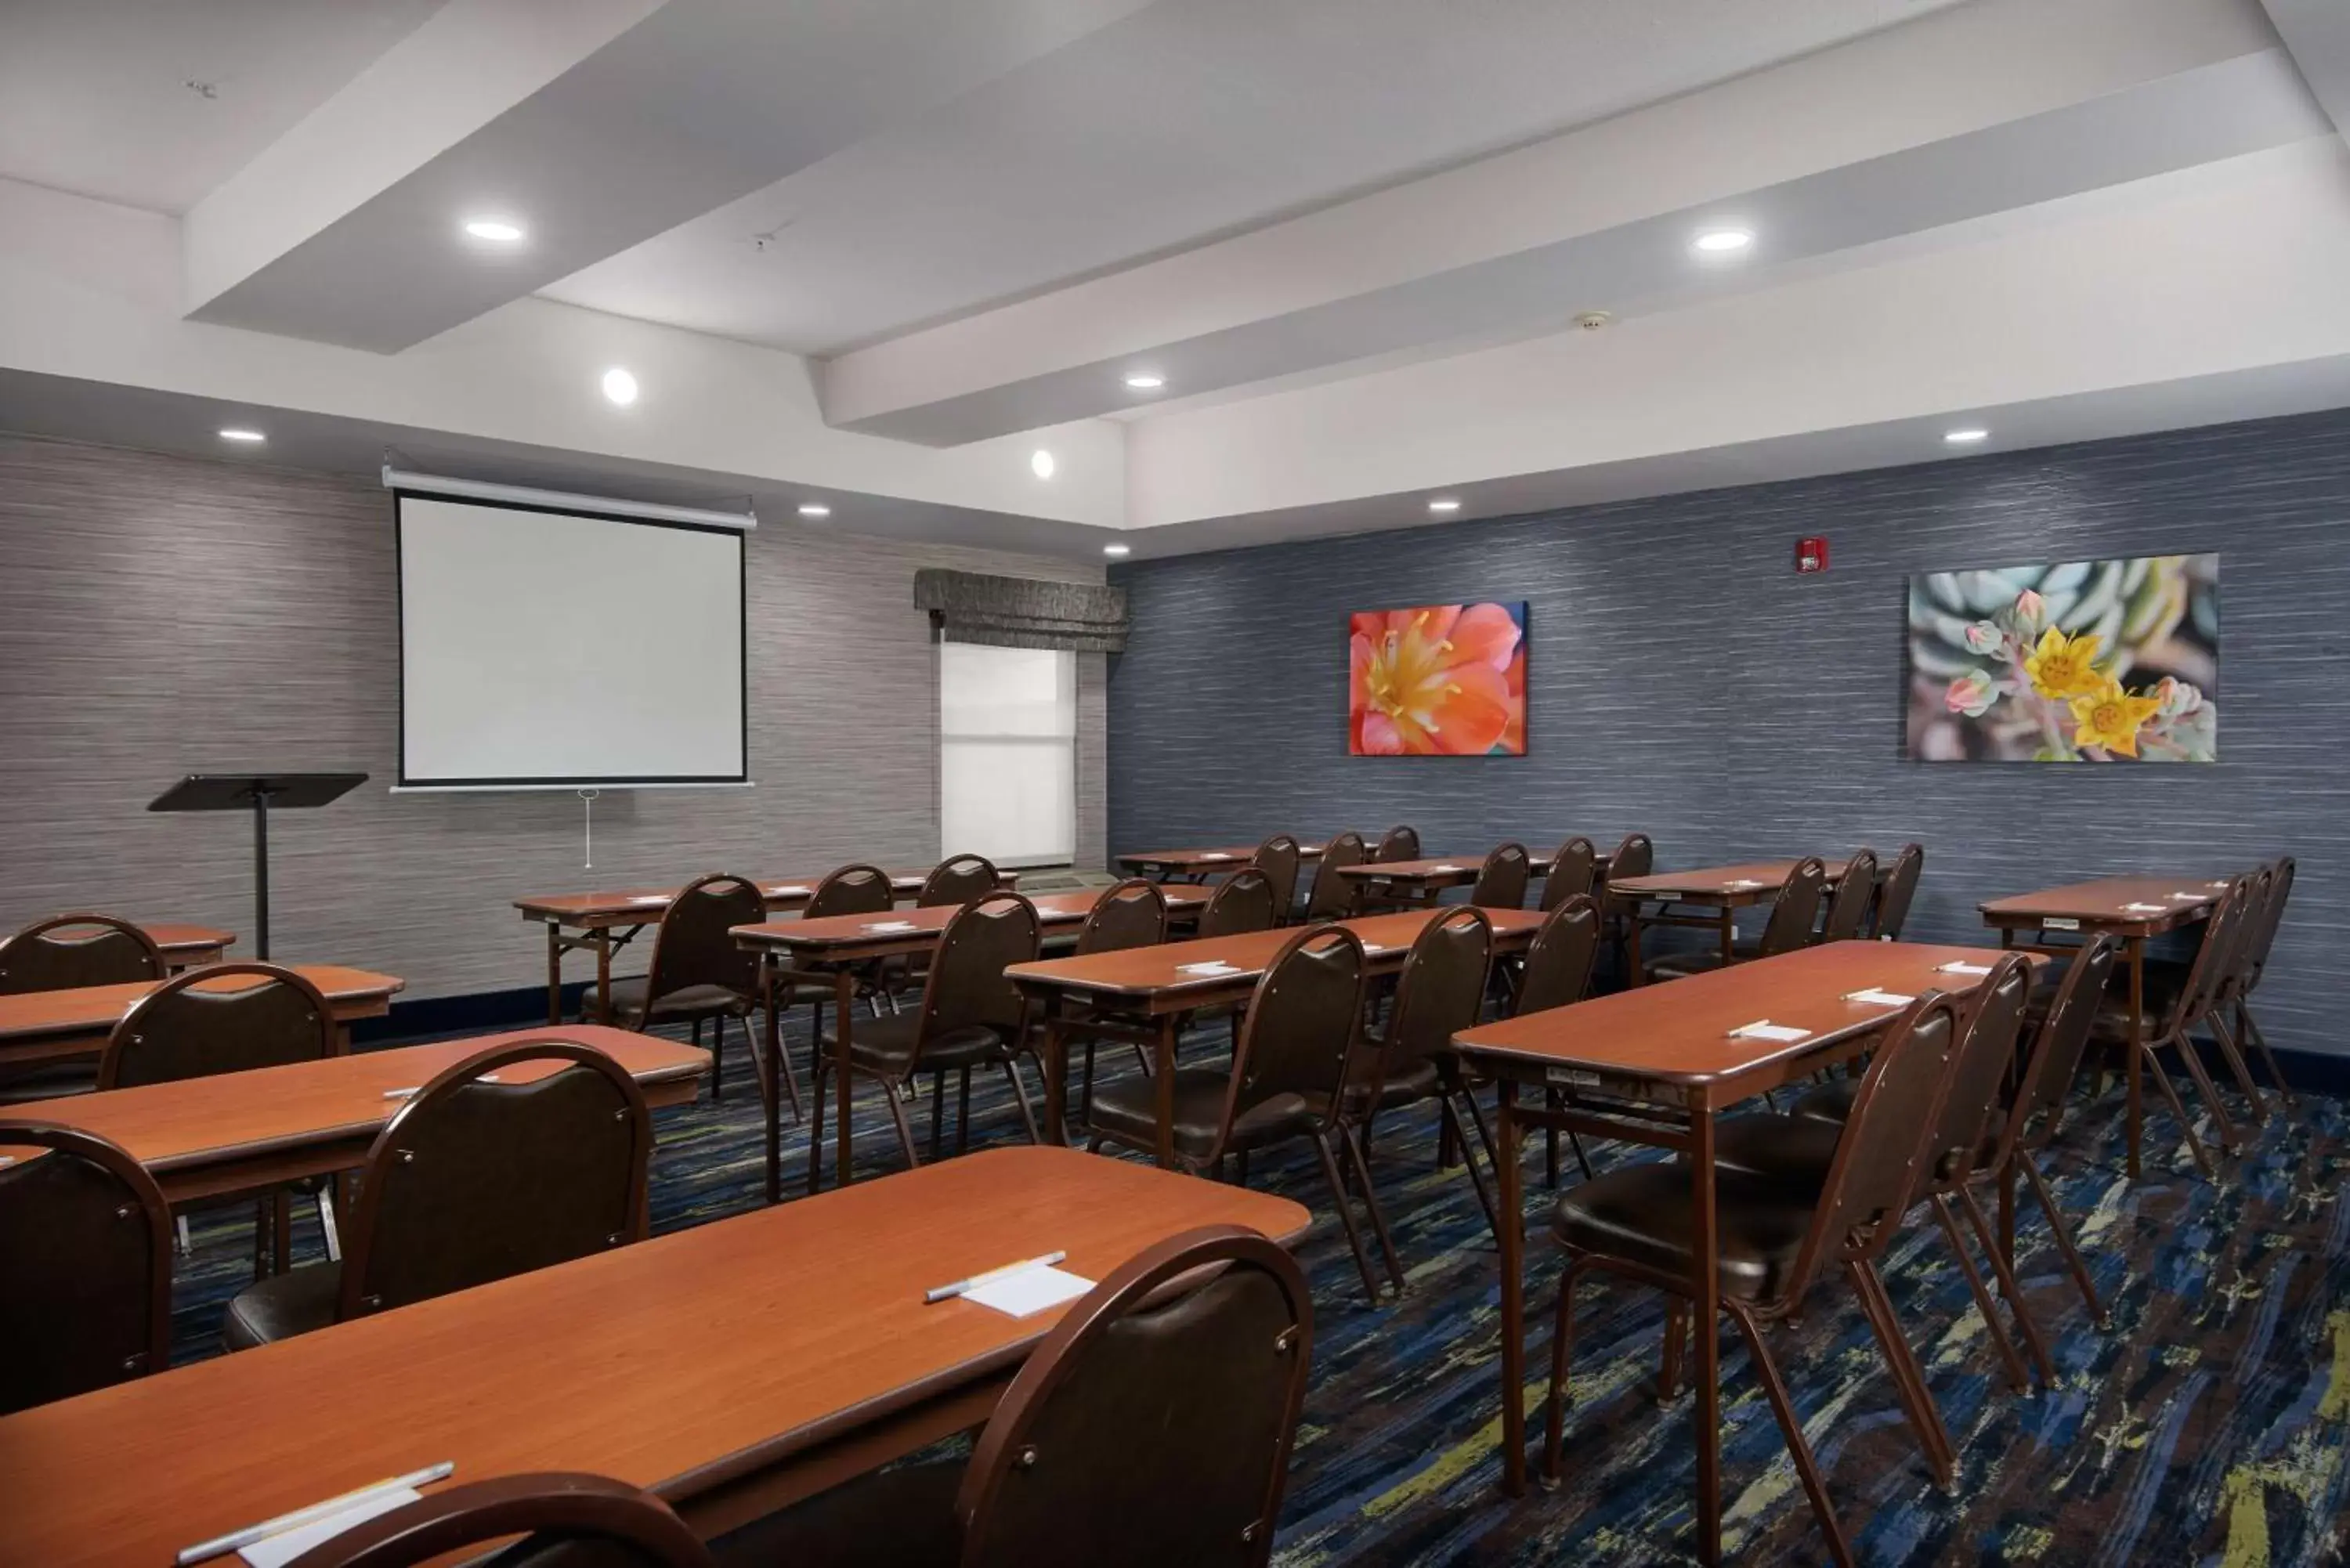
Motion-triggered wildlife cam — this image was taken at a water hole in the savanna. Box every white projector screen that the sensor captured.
[396,493,748,788]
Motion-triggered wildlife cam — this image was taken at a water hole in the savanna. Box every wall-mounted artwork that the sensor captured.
[1906,553,2218,762]
[1350,602,1526,756]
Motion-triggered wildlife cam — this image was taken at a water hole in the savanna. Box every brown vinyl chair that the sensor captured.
[2143,864,2288,1126]
[222,1039,653,1349]
[1513,894,1604,1186]
[1539,836,1599,912]
[812,893,1043,1183]
[284,1474,713,1568]
[761,863,900,1118]
[103,961,342,1276]
[0,914,168,1103]
[593,874,765,1107]
[1372,825,1422,863]
[1542,993,1972,1565]
[1196,866,1278,939]
[1248,835,1303,923]
[1351,825,1426,915]
[1301,831,1368,921]
[1643,856,1827,983]
[1595,833,1654,987]
[2227,856,2296,1105]
[920,854,1003,908]
[719,1226,1312,1568]
[1817,849,1878,943]
[1055,880,1172,1125]
[1348,907,1500,1264]
[1087,927,1390,1299]
[1870,843,1925,940]
[0,1120,173,1415]
[1468,841,1531,909]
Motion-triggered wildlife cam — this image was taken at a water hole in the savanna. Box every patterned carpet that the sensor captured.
[163,1017,2350,1566]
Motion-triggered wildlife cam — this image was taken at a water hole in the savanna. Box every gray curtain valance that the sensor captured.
[913,569,1129,653]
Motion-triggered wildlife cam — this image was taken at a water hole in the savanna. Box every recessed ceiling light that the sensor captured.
[1103,544,1131,556]
[1427,498,1462,513]
[463,218,525,244]
[1123,373,1165,391]
[1693,228,1754,254]
[218,428,266,443]
[601,367,638,406]
[797,503,830,518]
[1031,449,1057,479]
[1944,428,1990,445]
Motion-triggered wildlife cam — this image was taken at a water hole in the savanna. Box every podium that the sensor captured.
[148,774,367,960]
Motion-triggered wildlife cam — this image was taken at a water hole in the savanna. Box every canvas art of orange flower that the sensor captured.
[1350,602,1527,756]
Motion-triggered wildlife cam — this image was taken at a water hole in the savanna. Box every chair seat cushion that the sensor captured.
[1551,1163,1813,1302]
[1792,1077,1857,1125]
[0,1062,100,1104]
[222,1261,342,1350]
[1089,1067,1314,1162]
[594,977,750,1026]
[1643,944,1757,983]
[1712,1112,1841,1190]
[1341,1053,1441,1114]
[710,1458,961,1568]
[819,1012,1008,1075]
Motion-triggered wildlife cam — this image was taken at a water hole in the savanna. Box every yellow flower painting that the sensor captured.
[1906,553,2218,763]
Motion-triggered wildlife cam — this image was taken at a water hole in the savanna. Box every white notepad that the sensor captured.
[1359,944,1388,955]
[964,1265,1095,1318]
[862,920,917,933]
[1842,989,1917,1006]
[1724,880,1765,891]
[768,884,811,898]
[1727,1021,1810,1042]
[627,895,668,905]
[1177,960,1242,976]
[2168,891,2204,901]
[1937,960,1993,976]
[1430,864,1462,873]
[2121,902,2168,914]
[1198,853,1234,861]
[239,1488,422,1568]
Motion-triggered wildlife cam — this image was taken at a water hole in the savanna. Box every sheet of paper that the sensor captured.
[768,884,811,898]
[2168,891,2205,901]
[1842,988,1917,1006]
[1359,943,1388,955]
[1938,960,1993,976]
[1177,960,1241,976]
[627,895,668,905]
[861,920,917,933]
[1198,853,1234,861]
[1724,880,1764,891]
[239,1487,423,1568]
[2122,902,2168,914]
[1430,864,1462,873]
[964,1265,1095,1318]
[1727,1021,1811,1042]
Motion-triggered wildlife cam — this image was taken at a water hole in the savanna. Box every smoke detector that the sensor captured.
[1574,310,1614,331]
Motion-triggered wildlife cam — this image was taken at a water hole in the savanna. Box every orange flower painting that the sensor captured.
[1349,602,1528,756]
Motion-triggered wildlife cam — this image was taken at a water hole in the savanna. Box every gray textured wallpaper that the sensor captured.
[0,435,1105,999]
[1109,408,2350,1060]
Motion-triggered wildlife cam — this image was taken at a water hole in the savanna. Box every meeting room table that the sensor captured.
[1331,849,1564,906]
[0,1024,707,1210]
[0,1147,1308,1563]
[1608,857,1879,983]
[1979,874,2230,1180]
[143,922,237,971]
[0,963,402,1073]
[1006,905,1546,1159]
[730,884,1212,1201]
[1451,939,2032,1565]
[1113,843,1325,880]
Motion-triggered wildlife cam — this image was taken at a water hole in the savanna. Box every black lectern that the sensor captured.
[148,773,367,960]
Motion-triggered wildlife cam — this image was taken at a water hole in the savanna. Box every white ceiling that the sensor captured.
[540,0,1972,355]
[0,0,447,214]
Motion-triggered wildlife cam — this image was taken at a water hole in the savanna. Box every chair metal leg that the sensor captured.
[2142,1044,2219,1176]
[175,1213,193,1258]
[2240,1001,2294,1110]
[708,1014,725,1103]
[1542,1256,1587,1480]
[2019,1151,2110,1328]
[929,1072,947,1161]
[1342,1125,1405,1293]
[1001,1059,1042,1144]
[1957,1183,2055,1387]
[2160,1029,2240,1158]
[1847,1259,1956,1486]
[1658,1301,1687,1404]
[317,1183,342,1265]
[1725,1297,1856,1568]
[1932,1193,2028,1393]
[270,1190,293,1277]
[884,1078,922,1171]
[958,1067,977,1154]
[806,1028,829,1194]
[2206,1012,2269,1125]
[1439,1094,1501,1241]
[1311,1129,1384,1302]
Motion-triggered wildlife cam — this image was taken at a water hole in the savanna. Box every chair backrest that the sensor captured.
[1755,857,1829,959]
[282,1474,713,1568]
[1376,907,1493,1082]
[642,874,765,1012]
[1302,832,1368,920]
[2241,855,2294,997]
[920,854,1002,908]
[1818,849,1878,943]
[1603,833,1653,884]
[956,1226,1314,1568]
[1249,835,1303,916]
[340,1040,653,1322]
[1469,842,1531,909]
[2168,873,2254,1031]
[1514,895,1600,1016]
[2218,864,2276,1002]
[1870,843,1925,940]
[1788,993,1964,1293]
[913,892,1043,1045]
[1220,927,1366,1143]
[0,913,165,996]
[99,962,338,1090]
[1077,880,1169,956]
[1198,868,1278,940]
[1539,837,1598,912]
[2003,934,2119,1156]
[804,862,897,920]
[1372,825,1421,863]
[1919,953,2031,1193]
[0,1121,172,1416]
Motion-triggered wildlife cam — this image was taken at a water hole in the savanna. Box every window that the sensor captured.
[939,641,1076,868]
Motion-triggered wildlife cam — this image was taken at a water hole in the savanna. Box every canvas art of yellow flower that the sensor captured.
[2022,627,2106,700]
[2069,681,2164,757]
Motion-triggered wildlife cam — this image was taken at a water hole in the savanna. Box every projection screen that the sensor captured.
[395,491,748,788]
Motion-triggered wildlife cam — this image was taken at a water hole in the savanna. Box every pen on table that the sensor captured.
[383,1075,497,1099]
[925,1251,1067,1305]
[175,1461,455,1565]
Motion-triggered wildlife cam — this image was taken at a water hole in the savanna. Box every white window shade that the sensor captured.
[940,643,1076,867]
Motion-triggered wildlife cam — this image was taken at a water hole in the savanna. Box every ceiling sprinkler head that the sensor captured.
[1574,310,1614,331]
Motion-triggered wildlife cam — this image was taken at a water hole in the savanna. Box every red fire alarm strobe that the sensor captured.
[1795,537,1829,573]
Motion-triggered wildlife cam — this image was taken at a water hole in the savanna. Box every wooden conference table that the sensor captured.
[1332,850,1567,905]
[1980,874,2229,1180]
[1452,940,2026,1564]
[0,964,402,1072]
[1610,858,1879,981]
[514,870,1019,1027]
[0,1024,707,1207]
[1115,844,1325,880]
[1007,906,1546,1160]
[731,886,1213,1201]
[0,1147,1309,1561]
[145,922,237,971]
